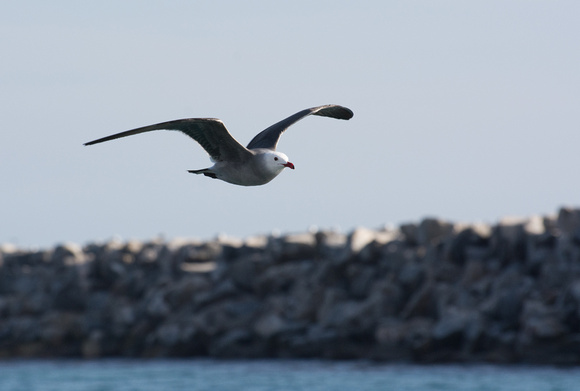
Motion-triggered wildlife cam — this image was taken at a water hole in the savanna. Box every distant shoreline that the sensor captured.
[1,207,580,364]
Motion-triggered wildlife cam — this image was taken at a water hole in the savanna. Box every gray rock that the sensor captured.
[401,282,438,319]
[461,259,486,285]
[153,322,182,347]
[398,262,425,293]
[375,317,434,361]
[318,295,377,333]
[417,218,454,246]
[481,289,524,330]
[557,207,580,235]
[342,227,399,263]
[432,307,479,347]
[228,256,265,291]
[40,311,83,352]
[165,274,211,308]
[253,261,312,296]
[281,325,340,358]
[178,241,222,263]
[346,227,377,258]
[492,217,528,263]
[374,317,427,361]
[209,329,268,358]
[400,223,418,246]
[346,264,376,299]
[82,330,104,358]
[253,313,286,338]
[145,291,171,319]
[194,279,238,308]
[316,288,348,325]
[51,243,86,266]
[284,280,325,321]
[193,296,261,337]
[447,224,491,264]
[566,279,580,304]
[520,300,566,339]
[368,278,404,318]
[268,233,317,262]
[314,230,348,260]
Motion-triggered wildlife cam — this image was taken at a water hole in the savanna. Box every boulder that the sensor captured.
[557,207,580,236]
[417,218,454,246]
[375,317,434,361]
[268,233,317,262]
[253,261,312,296]
[520,300,566,340]
[253,313,288,339]
[432,307,482,350]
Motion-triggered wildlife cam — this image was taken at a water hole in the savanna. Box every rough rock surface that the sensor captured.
[1,207,580,364]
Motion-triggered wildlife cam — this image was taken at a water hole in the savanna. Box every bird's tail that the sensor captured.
[188,168,217,179]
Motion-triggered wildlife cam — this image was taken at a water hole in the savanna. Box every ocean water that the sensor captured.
[0,359,579,391]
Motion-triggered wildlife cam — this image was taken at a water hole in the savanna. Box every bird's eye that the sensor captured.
[274,157,278,161]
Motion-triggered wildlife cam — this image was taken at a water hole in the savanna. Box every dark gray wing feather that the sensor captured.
[246,104,353,150]
[84,118,252,162]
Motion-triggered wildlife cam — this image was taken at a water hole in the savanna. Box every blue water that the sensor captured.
[0,360,579,391]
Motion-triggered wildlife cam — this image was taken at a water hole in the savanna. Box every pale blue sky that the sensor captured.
[1,1,579,248]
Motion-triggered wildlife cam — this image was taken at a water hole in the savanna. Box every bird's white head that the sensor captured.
[260,150,295,176]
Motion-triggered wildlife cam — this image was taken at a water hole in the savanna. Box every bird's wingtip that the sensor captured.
[343,107,354,120]
[315,104,354,121]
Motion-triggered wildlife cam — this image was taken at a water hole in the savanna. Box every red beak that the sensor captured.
[284,162,295,170]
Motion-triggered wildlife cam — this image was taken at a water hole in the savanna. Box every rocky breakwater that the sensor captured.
[2,208,580,364]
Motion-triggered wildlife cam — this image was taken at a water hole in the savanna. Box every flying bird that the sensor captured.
[84,104,353,186]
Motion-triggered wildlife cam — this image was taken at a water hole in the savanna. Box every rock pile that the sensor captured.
[2,208,580,364]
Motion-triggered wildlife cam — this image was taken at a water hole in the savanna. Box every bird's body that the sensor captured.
[190,149,292,186]
[84,104,353,186]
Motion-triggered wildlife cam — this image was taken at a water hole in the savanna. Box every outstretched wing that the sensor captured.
[84,118,252,162]
[246,104,354,150]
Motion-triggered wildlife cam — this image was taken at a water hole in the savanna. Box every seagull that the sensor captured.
[84,104,353,186]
